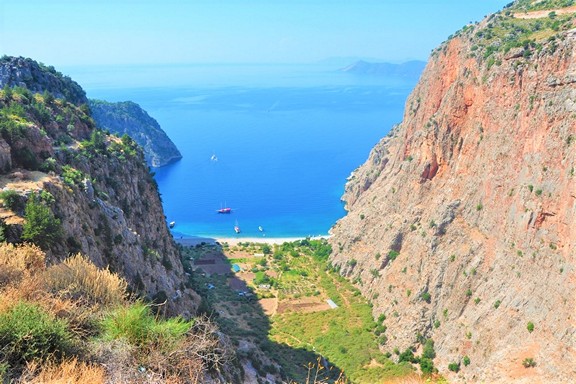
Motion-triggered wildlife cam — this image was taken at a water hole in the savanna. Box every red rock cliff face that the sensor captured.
[329,13,576,383]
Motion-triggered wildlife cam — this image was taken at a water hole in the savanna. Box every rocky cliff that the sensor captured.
[89,100,182,168]
[0,57,198,317]
[330,1,576,382]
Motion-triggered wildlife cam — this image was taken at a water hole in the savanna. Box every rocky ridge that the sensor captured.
[89,100,182,168]
[0,56,87,106]
[329,1,576,382]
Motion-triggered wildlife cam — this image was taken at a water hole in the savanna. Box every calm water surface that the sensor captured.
[71,64,418,238]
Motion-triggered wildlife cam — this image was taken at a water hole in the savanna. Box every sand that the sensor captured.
[175,235,330,247]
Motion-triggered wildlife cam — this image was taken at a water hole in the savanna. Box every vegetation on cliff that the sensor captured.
[89,100,182,168]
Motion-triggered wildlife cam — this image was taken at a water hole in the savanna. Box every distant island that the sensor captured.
[340,60,426,78]
[89,100,182,168]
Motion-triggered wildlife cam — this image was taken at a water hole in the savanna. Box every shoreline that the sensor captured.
[175,235,330,247]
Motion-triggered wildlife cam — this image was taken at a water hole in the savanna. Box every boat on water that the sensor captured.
[210,153,218,162]
[258,226,264,232]
[169,221,176,228]
[217,202,232,214]
[234,221,241,234]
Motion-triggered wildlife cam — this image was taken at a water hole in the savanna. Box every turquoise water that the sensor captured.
[75,64,418,238]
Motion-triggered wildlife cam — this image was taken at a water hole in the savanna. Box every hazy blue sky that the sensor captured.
[1,0,509,66]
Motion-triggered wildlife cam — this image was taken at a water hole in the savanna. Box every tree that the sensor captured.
[22,193,63,249]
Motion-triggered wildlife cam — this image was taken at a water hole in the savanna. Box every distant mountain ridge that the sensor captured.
[89,100,182,168]
[340,60,427,78]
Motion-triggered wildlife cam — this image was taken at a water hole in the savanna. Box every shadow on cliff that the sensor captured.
[178,241,344,383]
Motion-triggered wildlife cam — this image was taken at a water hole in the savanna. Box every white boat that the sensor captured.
[258,226,264,232]
[169,221,176,228]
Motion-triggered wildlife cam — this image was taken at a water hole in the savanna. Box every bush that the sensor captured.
[387,250,399,261]
[0,302,73,368]
[0,243,44,288]
[421,292,431,303]
[422,339,435,359]
[0,189,24,212]
[527,321,534,333]
[448,362,460,372]
[463,355,471,366]
[420,358,434,374]
[100,301,193,352]
[522,357,536,368]
[22,193,63,249]
[44,253,127,307]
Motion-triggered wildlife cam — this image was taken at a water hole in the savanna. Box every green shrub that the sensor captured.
[463,355,471,366]
[448,362,460,372]
[22,193,63,249]
[398,348,417,364]
[422,339,436,359]
[420,358,434,375]
[527,321,534,333]
[100,301,193,352]
[61,165,85,187]
[0,302,73,367]
[522,357,536,368]
[421,292,431,303]
[0,189,24,212]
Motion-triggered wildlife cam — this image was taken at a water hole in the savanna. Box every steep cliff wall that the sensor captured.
[89,100,182,168]
[330,3,576,382]
[0,57,198,316]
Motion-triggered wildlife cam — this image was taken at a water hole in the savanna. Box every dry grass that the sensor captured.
[0,242,44,287]
[44,253,127,308]
[20,358,106,384]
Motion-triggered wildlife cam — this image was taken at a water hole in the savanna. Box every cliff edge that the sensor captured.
[330,1,576,382]
[89,100,182,168]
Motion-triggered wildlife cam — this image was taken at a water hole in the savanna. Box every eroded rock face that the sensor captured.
[330,11,576,383]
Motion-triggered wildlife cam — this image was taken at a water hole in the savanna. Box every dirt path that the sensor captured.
[513,6,576,19]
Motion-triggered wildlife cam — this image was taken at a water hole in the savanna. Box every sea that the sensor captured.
[66,63,419,239]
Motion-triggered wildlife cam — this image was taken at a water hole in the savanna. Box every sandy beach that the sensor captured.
[175,235,330,247]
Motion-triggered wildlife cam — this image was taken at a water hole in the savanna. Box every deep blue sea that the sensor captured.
[68,63,418,239]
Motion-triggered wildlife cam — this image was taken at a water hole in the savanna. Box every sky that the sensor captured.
[0,0,510,67]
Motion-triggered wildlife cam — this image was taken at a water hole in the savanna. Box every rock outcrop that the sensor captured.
[0,57,198,317]
[330,2,576,382]
[89,100,182,168]
[0,56,87,106]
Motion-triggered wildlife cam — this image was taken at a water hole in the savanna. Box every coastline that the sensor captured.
[175,235,330,247]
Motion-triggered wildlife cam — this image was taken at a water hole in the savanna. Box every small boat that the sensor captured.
[217,202,232,214]
[210,154,218,162]
[234,220,241,234]
[258,226,264,232]
[169,221,176,228]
